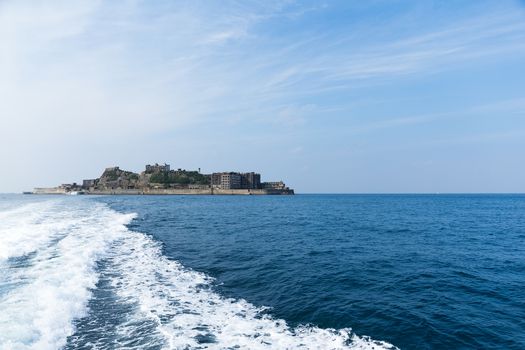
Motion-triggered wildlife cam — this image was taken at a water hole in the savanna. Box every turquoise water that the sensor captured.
[1,194,524,349]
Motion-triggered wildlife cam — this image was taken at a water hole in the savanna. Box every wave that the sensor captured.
[0,199,133,350]
[0,198,397,350]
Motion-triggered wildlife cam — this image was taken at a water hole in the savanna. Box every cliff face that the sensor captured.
[97,167,140,190]
[94,167,210,190]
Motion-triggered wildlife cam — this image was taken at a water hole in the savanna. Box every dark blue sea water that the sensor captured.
[101,194,525,349]
[1,194,524,349]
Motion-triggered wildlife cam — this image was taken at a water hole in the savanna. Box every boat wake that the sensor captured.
[0,198,397,350]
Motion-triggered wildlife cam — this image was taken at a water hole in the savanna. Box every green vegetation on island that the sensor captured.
[149,171,210,185]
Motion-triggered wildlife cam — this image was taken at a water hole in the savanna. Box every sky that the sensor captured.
[1,0,524,193]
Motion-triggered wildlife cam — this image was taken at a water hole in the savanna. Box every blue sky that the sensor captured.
[1,0,524,192]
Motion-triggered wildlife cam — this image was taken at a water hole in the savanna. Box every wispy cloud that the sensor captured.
[407,129,525,150]
[344,95,525,135]
[2,1,524,135]
[1,0,524,191]
[258,11,525,94]
[469,97,525,114]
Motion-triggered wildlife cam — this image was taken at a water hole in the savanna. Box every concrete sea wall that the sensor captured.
[87,188,293,195]
[33,187,68,194]
[32,188,294,195]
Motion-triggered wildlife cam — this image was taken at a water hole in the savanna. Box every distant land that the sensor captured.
[28,163,294,195]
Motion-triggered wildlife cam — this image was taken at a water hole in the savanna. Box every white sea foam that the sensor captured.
[0,198,397,350]
[0,201,59,261]
[104,229,397,349]
[0,199,135,350]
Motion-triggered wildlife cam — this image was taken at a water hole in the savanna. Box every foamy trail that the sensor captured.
[0,198,135,350]
[0,201,63,261]
[77,224,397,349]
[0,197,397,349]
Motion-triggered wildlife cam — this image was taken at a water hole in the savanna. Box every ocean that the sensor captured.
[0,194,523,349]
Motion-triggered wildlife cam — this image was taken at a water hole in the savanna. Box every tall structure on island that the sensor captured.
[241,172,261,189]
[211,172,241,189]
[211,172,262,190]
[145,163,170,173]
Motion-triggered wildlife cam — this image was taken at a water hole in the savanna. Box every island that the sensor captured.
[30,163,294,195]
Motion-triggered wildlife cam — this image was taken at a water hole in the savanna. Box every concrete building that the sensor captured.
[82,179,96,189]
[211,172,242,189]
[145,163,170,173]
[212,172,262,189]
[262,181,287,190]
[221,173,241,189]
[211,173,221,187]
[241,172,261,189]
